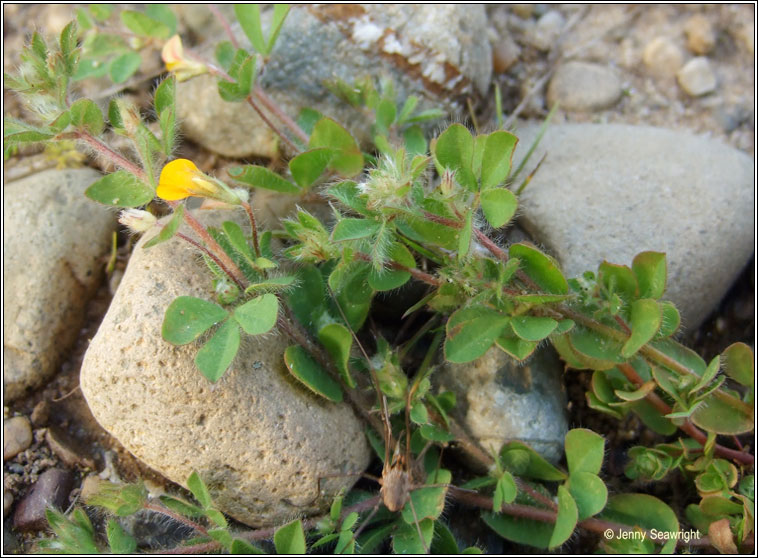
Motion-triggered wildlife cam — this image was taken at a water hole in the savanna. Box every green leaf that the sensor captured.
[274,519,307,554]
[511,316,558,342]
[569,327,625,371]
[419,423,455,442]
[482,512,552,549]
[690,355,720,394]
[332,218,382,241]
[565,428,605,475]
[430,521,459,554]
[318,323,354,387]
[309,117,363,177]
[187,471,213,509]
[599,493,679,553]
[401,469,452,524]
[500,442,567,481]
[120,9,170,38]
[162,296,228,345]
[231,537,265,554]
[194,319,241,382]
[89,5,114,21]
[500,441,567,481]
[144,204,184,248]
[69,98,104,135]
[159,495,204,518]
[622,298,662,358]
[108,51,141,83]
[145,5,177,36]
[59,22,79,74]
[234,5,267,54]
[549,485,578,549]
[106,519,137,554]
[3,117,54,144]
[629,399,677,435]
[457,209,473,261]
[598,261,639,302]
[403,125,427,156]
[567,471,607,520]
[235,55,257,98]
[444,306,510,363]
[328,263,374,331]
[228,165,299,194]
[495,335,538,361]
[657,301,680,338]
[632,251,667,300]
[284,345,343,402]
[368,242,414,291]
[42,508,100,554]
[208,528,233,549]
[690,390,754,435]
[154,75,176,115]
[493,471,517,511]
[614,380,657,402]
[392,518,434,554]
[433,123,476,190]
[289,148,332,189]
[232,294,279,335]
[480,188,518,229]
[215,41,236,71]
[480,130,518,189]
[222,221,254,263]
[375,98,397,135]
[722,342,754,387]
[266,4,291,53]
[205,509,228,528]
[86,170,153,207]
[509,243,568,294]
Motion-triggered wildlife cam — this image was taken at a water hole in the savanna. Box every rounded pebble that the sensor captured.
[528,10,566,51]
[492,35,521,73]
[547,61,622,112]
[684,14,716,55]
[3,416,32,460]
[677,57,717,96]
[643,36,685,77]
[30,401,49,427]
[13,468,74,532]
[3,490,12,518]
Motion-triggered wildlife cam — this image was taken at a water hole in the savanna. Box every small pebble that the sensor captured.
[677,57,717,96]
[13,468,74,532]
[30,401,50,427]
[510,4,535,18]
[547,61,622,112]
[684,14,716,55]
[3,489,13,517]
[733,23,754,56]
[643,36,685,77]
[3,416,33,460]
[528,10,565,51]
[492,35,521,73]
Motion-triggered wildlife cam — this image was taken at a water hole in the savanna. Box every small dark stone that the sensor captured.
[12,468,74,532]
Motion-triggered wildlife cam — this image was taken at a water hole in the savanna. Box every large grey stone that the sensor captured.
[80,210,371,527]
[3,168,114,402]
[512,123,754,329]
[177,5,492,158]
[437,346,568,464]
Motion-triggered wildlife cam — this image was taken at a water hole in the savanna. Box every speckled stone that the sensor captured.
[3,168,114,402]
[80,210,371,527]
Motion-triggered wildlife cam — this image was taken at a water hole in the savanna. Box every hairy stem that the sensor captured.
[73,130,148,182]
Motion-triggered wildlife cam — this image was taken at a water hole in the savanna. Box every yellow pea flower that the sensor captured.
[157,159,241,204]
[162,35,208,82]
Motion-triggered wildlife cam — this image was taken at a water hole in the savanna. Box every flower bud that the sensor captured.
[162,35,208,82]
[118,209,157,233]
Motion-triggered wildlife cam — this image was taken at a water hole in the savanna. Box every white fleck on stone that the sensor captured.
[381,33,405,55]
[684,14,716,55]
[643,36,685,78]
[677,56,717,96]
[351,19,384,48]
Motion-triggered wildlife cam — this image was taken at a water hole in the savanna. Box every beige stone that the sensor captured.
[80,210,371,527]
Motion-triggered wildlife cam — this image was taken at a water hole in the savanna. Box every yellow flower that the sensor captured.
[157,159,240,204]
[162,35,207,82]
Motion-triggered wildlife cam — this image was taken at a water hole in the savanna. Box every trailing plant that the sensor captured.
[5,5,754,554]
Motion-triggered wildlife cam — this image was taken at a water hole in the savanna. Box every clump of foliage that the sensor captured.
[5,4,753,554]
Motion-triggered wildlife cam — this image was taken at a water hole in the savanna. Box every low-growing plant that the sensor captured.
[5,5,754,555]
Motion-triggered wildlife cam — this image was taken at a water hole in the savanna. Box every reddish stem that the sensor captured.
[176,233,245,291]
[74,131,148,182]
